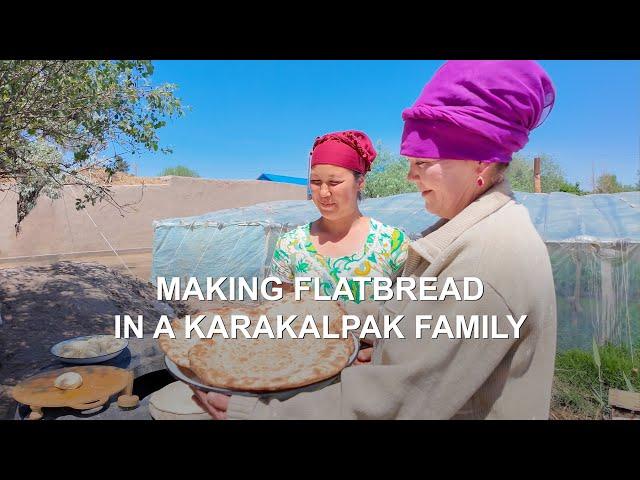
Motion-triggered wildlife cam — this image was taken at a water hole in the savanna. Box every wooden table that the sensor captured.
[11,335,166,420]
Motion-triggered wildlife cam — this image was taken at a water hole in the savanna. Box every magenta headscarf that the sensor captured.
[400,60,556,163]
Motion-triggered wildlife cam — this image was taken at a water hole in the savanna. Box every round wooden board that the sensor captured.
[12,366,132,411]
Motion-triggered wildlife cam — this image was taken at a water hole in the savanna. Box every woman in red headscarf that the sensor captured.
[270,130,410,307]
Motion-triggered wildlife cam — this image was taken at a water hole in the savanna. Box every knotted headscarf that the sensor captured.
[311,130,377,173]
[400,60,556,163]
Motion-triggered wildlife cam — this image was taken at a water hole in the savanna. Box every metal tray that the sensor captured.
[51,335,129,365]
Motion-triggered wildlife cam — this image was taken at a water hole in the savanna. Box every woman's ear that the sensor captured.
[477,162,506,185]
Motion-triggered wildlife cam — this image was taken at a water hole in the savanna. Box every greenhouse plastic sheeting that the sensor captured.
[152,191,640,352]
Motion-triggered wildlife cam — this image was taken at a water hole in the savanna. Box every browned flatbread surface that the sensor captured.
[188,330,351,391]
[159,296,352,391]
[158,317,197,368]
[157,311,231,368]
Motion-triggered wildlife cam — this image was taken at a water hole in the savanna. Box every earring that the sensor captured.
[477,177,485,187]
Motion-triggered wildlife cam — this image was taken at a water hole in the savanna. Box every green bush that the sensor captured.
[158,165,200,177]
[558,181,585,195]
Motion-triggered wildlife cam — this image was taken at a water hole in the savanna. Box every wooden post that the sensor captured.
[533,157,542,193]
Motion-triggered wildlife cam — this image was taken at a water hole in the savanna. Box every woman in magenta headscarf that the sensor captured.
[195,61,559,420]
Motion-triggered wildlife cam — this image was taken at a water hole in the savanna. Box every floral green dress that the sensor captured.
[270,218,409,303]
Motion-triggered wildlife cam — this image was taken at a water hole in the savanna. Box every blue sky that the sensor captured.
[131,60,640,189]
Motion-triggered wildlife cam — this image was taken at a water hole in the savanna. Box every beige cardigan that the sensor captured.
[227,181,557,419]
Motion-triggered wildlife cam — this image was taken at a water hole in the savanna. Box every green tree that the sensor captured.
[104,155,130,183]
[0,60,185,232]
[505,156,534,192]
[112,155,130,174]
[537,154,572,193]
[159,165,200,177]
[362,144,417,198]
[505,154,582,194]
[558,181,585,195]
[13,139,65,227]
[594,173,624,193]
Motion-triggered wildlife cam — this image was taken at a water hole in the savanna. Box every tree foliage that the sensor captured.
[158,165,200,177]
[593,172,636,193]
[362,144,417,198]
[0,60,184,232]
[506,154,586,194]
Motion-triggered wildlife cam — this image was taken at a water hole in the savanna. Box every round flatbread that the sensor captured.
[157,307,247,368]
[270,292,353,343]
[188,314,352,392]
[158,317,199,368]
[263,296,353,355]
[160,295,353,391]
[149,381,211,420]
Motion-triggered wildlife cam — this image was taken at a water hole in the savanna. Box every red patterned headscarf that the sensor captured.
[311,130,377,174]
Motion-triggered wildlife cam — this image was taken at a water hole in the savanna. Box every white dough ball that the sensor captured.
[54,372,83,390]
